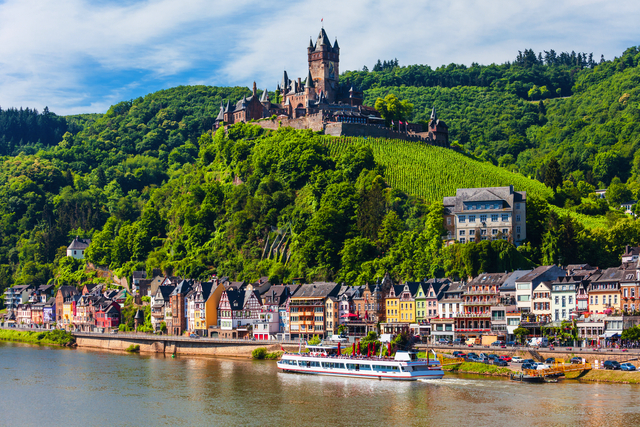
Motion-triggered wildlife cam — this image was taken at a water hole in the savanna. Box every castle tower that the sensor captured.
[308,28,339,103]
[428,107,450,147]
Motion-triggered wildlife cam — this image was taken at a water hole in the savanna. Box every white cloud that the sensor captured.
[0,0,639,115]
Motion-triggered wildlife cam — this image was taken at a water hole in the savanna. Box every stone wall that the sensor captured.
[75,336,298,358]
[254,113,325,132]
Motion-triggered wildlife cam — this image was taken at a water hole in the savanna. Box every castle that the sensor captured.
[214,28,449,146]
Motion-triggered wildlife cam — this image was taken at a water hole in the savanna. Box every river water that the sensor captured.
[1,341,640,427]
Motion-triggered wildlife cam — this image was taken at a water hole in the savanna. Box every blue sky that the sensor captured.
[1,0,639,115]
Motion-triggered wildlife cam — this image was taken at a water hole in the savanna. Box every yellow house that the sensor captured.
[398,283,420,323]
[589,269,623,314]
[385,285,401,323]
[203,282,225,330]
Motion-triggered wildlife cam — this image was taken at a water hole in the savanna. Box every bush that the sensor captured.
[125,344,140,353]
[265,351,283,360]
[252,347,268,359]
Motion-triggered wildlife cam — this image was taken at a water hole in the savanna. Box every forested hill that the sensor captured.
[342,46,640,190]
[0,46,640,299]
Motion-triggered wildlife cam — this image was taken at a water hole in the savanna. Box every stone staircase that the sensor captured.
[528,348,544,362]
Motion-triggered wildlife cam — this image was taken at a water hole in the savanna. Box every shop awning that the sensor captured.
[600,331,619,338]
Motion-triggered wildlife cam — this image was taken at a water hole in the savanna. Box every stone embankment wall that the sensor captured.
[75,335,298,357]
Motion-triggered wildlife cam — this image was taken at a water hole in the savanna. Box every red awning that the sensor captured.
[340,313,358,318]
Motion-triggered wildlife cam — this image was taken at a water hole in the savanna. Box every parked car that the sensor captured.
[453,351,466,358]
[465,355,479,362]
[521,362,536,370]
[189,333,200,339]
[620,363,637,371]
[493,359,509,367]
[545,358,557,365]
[511,356,524,363]
[522,359,535,365]
[491,340,505,347]
[506,341,517,347]
[603,360,621,370]
[438,338,451,345]
[452,338,463,345]
[487,354,499,361]
[571,357,583,364]
[536,364,551,370]
[499,355,512,362]
[466,352,478,358]
[476,356,490,364]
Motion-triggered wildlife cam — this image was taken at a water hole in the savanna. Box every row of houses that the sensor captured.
[2,283,126,331]
[5,246,640,344]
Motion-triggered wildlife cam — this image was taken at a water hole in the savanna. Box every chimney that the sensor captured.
[252,82,257,96]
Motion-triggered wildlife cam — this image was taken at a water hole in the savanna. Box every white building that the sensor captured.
[515,265,566,313]
[443,186,527,245]
[66,237,91,259]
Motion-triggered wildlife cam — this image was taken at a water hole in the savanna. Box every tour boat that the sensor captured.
[277,344,445,381]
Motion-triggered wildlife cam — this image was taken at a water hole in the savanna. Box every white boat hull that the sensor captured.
[277,355,445,381]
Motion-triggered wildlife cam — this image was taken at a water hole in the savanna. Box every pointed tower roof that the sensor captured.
[305,70,314,88]
[315,28,331,50]
[225,99,232,112]
[260,89,269,102]
[430,107,438,121]
[282,71,289,93]
[333,38,339,50]
[215,101,225,121]
[309,37,314,48]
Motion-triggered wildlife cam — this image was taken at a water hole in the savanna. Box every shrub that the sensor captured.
[252,347,268,359]
[125,344,140,353]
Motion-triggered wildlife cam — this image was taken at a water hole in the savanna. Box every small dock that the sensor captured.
[513,362,592,382]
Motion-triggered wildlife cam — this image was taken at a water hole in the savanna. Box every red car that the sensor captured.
[498,355,512,362]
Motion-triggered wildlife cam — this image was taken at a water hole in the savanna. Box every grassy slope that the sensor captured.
[324,136,607,229]
[0,329,74,346]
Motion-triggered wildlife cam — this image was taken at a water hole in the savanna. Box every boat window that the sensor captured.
[412,365,431,371]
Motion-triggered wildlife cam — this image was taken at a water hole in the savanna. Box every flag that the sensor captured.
[321,18,323,22]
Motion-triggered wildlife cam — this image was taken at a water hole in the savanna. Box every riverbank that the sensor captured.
[565,369,640,384]
[442,361,512,376]
[0,329,74,346]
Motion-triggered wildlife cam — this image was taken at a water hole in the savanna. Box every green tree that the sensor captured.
[374,94,414,127]
[544,158,562,190]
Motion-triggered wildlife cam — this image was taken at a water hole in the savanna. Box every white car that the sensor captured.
[536,364,550,370]
[511,356,524,363]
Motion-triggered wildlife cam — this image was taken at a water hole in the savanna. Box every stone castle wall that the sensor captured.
[252,118,450,147]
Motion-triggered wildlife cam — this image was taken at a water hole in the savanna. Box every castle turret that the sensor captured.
[308,27,339,103]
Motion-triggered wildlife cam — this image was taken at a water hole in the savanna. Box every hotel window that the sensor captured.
[459,230,466,236]
[595,296,599,305]
[480,229,487,235]
[459,215,466,223]
[516,215,521,222]
[469,229,475,235]
[633,288,636,298]
[502,214,509,221]
[469,237,475,242]
[625,289,628,297]
[491,214,498,222]
[480,215,487,222]
[502,228,509,234]
[615,295,618,304]
[447,217,451,225]
[492,229,498,235]
[516,203,520,209]
[469,215,476,222]
[569,296,573,305]
[516,226,521,234]
[459,238,466,243]
[555,296,559,304]
[480,205,485,210]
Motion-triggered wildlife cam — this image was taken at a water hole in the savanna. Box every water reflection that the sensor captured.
[2,342,640,427]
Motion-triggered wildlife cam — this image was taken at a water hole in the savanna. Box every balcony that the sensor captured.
[465,299,499,306]
[456,313,491,318]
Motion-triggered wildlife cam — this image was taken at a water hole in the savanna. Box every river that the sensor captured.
[1,341,639,426]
